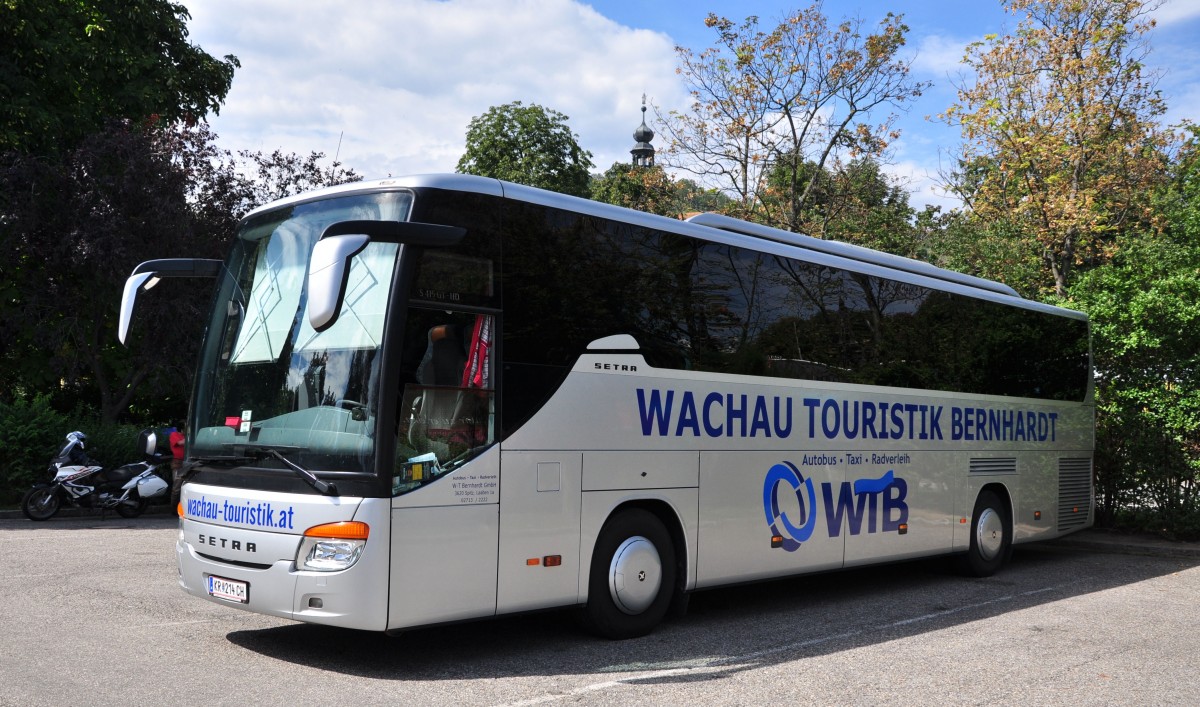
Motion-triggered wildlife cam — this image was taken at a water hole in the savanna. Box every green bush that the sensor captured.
[0,395,70,505]
[1065,237,1200,540]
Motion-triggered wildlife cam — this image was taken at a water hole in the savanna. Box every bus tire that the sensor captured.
[960,490,1011,577]
[584,508,676,640]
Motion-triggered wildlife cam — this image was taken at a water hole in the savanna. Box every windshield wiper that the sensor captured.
[192,444,339,496]
[261,447,338,496]
[220,444,338,496]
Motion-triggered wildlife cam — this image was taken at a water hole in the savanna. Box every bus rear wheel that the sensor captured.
[584,509,676,640]
[960,490,1011,577]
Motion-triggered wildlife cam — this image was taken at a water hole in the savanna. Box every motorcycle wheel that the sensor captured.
[116,498,148,519]
[21,485,60,521]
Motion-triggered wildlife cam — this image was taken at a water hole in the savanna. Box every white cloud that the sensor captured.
[910,33,971,78]
[181,0,1199,213]
[881,158,962,213]
[185,0,685,179]
[1153,0,1200,25]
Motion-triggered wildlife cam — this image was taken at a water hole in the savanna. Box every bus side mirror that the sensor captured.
[308,234,370,332]
[118,259,223,344]
[308,220,466,332]
[119,272,158,345]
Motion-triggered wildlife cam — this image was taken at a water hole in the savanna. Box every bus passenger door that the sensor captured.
[495,451,582,614]
[387,449,500,630]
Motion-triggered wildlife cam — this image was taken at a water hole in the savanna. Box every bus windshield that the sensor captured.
[190,191,413,474]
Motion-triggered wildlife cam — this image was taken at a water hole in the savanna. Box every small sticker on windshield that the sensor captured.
[239,410,252,434]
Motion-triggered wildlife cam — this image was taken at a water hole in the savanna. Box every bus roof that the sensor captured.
[241,174,1075,315]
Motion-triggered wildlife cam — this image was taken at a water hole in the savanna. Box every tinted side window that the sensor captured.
[498,202,1089,439]
[683,241,1088,401]
[501,205,694,433]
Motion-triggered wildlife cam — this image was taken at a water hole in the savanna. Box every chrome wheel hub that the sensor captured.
[975,507,1004,561]
[608,536,662,615]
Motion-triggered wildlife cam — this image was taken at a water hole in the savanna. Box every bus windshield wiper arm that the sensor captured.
[259,448,338,496]
[210,443,338,496]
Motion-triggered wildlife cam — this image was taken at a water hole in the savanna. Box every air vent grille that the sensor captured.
[970,457,1017,475]
[1058,458,1093,531]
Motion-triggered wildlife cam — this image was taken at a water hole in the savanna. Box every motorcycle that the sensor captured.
[21,429,171,521]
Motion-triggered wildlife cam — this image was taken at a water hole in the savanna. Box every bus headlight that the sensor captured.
[297,521,369,572]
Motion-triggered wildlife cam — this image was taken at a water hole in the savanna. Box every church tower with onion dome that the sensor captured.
[630,94,655,167]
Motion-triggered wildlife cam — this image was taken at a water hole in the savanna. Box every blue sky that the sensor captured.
[185,0,1200,210]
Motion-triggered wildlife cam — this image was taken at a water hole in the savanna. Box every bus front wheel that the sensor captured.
[961,490,1012,577]
[584,509,676,640]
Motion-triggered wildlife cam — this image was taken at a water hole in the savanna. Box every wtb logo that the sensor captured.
[763,462,910,552]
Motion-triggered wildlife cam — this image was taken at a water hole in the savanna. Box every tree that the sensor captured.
[1067,237,1200,537]
[1159,125,1200,243]
[0,0,238,156]
[235,148,362,208]
[1054,126,1200,538]
[916,206,1045,297]
[590,163,731,218]
[1,121,223,422]
[0,120,360,423]
[763,156,916,254]
[658,5,928,232]
[457,101,594,198]
[942,0,1174,296]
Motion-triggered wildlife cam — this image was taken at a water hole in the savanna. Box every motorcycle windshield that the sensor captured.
[190,191,413,476]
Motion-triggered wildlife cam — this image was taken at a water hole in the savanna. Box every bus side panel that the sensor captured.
[387,448,502,630]
[1017,453,1053,541]
[582,451,698,491]
[842,451,955,567]
[387,504,499,629]
[1015,452,1095,543]
[496,451,582,614]
[697,452,845,588]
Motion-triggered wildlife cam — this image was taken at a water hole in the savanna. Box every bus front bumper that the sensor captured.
[176,519,388,631]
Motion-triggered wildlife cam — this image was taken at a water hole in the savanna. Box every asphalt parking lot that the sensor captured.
[1,514,1197,706]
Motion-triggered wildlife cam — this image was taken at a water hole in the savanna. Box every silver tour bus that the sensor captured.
[119,174,1093,639]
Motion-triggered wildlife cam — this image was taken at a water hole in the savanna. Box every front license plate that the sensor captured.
[207,574,249,604]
